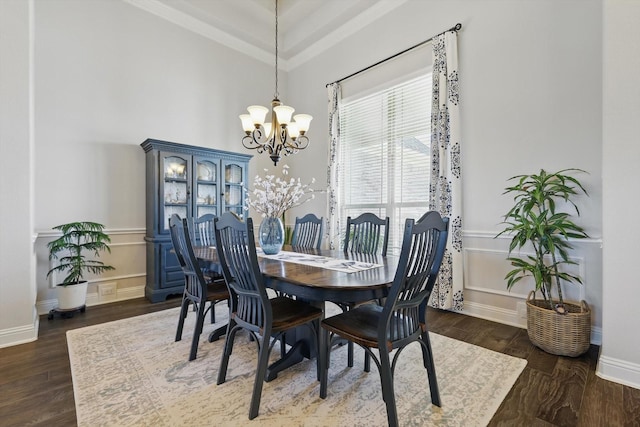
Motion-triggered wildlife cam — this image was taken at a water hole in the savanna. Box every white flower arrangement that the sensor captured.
[245,165,315,218]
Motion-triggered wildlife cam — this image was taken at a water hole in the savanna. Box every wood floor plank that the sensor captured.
[536,355,591,426]
[623,385,640,426]
[488,366,553,425]
[578,368,624,427]
[504,328,535,359]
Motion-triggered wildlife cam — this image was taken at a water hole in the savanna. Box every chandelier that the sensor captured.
[239,0,312,166]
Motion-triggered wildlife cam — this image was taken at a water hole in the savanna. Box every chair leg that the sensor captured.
[348,342,354,367]
[217,319,238,385]
[210,301,216,324]
[249,331,272,420]
[378,348,399,427]
[175,298,190,342]
[420,331,441,406]
[189,302,206,361]
[364,352,371,372]
[319,327,329,399]
[280,333,286,359]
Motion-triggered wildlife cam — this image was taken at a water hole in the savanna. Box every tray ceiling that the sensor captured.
[125,0,407,69]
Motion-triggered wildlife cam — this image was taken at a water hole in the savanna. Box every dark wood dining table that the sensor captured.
[193,245,399,380]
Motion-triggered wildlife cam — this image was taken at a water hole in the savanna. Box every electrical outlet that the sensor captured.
[99,282,117,299]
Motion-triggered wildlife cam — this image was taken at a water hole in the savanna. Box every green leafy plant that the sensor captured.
[46,221,115,286]
[496,169,589,311]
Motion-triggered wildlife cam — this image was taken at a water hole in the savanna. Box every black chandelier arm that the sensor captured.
[242,130,274,155]
[280,137,308,157]
[288,135,310,151]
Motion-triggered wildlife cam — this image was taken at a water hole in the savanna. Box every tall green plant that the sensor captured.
[497,169,589,311]
[46,221,115,286]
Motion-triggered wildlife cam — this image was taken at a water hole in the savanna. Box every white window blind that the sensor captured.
[338,73,432,254]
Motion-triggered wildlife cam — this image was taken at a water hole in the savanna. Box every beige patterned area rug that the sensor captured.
[67,305,527,427]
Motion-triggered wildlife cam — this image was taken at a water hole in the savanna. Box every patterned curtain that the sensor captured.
[429,31,464,311]
[327,82,342,250]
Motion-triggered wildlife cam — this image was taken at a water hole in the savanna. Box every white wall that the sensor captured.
[30,0,272,308]
[287,0,604,338]
[599,0,640,389]
[0,0,38,348]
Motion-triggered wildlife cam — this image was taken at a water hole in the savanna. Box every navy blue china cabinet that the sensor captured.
[141,138,251,302]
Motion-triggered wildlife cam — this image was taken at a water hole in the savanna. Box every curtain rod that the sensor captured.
[326,23,462,87]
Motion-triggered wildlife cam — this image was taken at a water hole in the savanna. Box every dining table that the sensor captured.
[193,245,399,381]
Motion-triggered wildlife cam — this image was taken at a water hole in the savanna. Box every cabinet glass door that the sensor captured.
[223,161,245,218]
[161,153,189,232]
[195,158,218,218]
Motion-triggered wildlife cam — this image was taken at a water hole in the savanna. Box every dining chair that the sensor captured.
[187,214,225,325]
[344,212,390,256]
[169,214,229,361]
[214,212,324,420]
[320,211,449,427]
[291,213,324,249]
[340,212,390,367]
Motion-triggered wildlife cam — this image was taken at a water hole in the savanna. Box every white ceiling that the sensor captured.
[125,0,407,70]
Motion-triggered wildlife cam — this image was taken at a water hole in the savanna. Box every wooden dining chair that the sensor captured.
[344,212,390,256]
[291,213,324,249]
[169,214,229,361]
[187,214,225,324]
[214,212,323,420]
[340,212,390,367]
[320,211,449,427]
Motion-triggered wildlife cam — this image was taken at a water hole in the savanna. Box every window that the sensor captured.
[338,73,432,254]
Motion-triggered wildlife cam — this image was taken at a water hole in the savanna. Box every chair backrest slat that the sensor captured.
[214,213,271,331]
[380,211,449,344]
[169,214,207,301]
[344,213,390,256]
[187,214,216,247]
[291,213,323,249]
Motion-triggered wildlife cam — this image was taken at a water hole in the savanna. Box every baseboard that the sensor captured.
[36,285,146,315]
[462,300,526,329]
[461,300,602,345]
[597,355,640,390]
[0,312,39,349]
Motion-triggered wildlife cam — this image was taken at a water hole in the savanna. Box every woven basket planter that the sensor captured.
[526,291,591,357]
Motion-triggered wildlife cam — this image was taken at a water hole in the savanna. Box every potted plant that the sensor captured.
[46,221,115,312]
[497,168,591,356]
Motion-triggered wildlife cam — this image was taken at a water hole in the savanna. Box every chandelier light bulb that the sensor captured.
[247,105,269,126]
[287,122,300,139]
[263,122,273,138]
[273,105,295,126]
[239,114,254,133]
[293,114,312,133]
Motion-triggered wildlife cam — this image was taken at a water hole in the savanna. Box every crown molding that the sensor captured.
[122,0,274,66]
[287,0,409,70]
[122,0,407,71]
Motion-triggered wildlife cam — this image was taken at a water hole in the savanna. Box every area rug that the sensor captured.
[67,305,527,426]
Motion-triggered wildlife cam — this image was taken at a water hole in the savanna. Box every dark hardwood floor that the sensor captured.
[1,297,638,426]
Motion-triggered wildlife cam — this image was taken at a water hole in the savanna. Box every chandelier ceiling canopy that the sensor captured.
[239,0,312,166]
